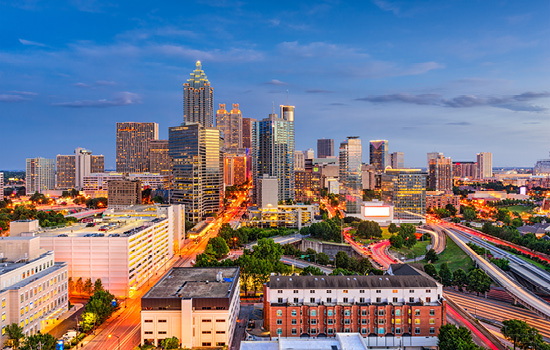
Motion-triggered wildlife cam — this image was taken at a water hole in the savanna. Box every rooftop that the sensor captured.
[143,267,239,299]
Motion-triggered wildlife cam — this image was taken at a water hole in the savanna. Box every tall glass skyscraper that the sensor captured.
[216,103,243,150]
[339,136,362,214]
[369,140,389,172]
[183,61,214,127]
[26,157,55,194]
[252,106,295,204]
[317,139,334,158]
[381,169,427,221]
[116,122,159,173]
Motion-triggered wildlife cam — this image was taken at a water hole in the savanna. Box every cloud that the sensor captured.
[278,41,369,59]
[152,44,263,62]
[306,89,333,93]
[8,91,38,96]
[0,94,28,102]
[19,38,47,47]
[446,122,471,126]
[263,79,288,86]
[53,91,141,108]
[74,82,91,88]
[372,0,401,15]
[358,91,550,112]
[74,80,116,88]
[329,102,345,106]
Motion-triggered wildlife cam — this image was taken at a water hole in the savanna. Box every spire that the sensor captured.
[196,60,202,69]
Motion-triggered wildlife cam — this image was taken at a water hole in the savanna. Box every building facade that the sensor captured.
[0,172,3,201]
[107,179,142,210]
[477,152,493,179]
[26,158,55,194]
[369,140,389,172]
[242,118,256,149]
[169,123,223,222]
[339,137,362,214]
[263,268,445,339]
[83,173,170,197]
[294,169,322,203]
[294,151,305,171]
[116,122,159,173]
[390,152,404,169]
[224,153,248,187]
[149,140,172,176]
[381,169,427,222]
[317,139,334,159]
[246,204,319,229]
[428,154,453,193]
[57,150,104,190]
[216,103,243,150]
[56,155,75,190]
[141,267,240,348]
[452,161,477,179]
[183,61,214,127]
[426,191,460,211]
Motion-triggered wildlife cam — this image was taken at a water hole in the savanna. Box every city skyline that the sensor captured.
[1,1,549,169]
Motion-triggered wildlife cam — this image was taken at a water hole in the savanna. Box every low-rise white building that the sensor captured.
[83,172,171,197]
[246,204,319,229]
[0,236,68,342]
[141,267,240,348]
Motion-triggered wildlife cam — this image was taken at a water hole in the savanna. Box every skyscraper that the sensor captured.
[75,147,92,190]
[390,152,404,169]
[427,152,443,168]
[317,138,334,159]
[339,136,362,214]
[26,157,55,194]
[149,140,172,176]
[0,172,3,201]
[116,122,159,173]
[304,148,314,160]
[242,118,256,149]
[252,106,295,204]
[369,140,389,172]
[381,169,427,221]
[216,103,243,150]
[56,155,75,190]
[57,149,104,190]
[294,151,305,171]
[183,61,214,127]
[428,154,453,193]
[477,152,493,179]
[169,123,223,222]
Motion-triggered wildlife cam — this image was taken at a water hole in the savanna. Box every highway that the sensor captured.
[419,226,446,254]
[280,256,334,274]
[446,304,500,350]
[437,224,550,320]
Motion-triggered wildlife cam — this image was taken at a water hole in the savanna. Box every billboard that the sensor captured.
[363,206,391,217]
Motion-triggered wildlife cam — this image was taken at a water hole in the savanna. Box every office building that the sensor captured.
[294,151,305,171]
[83,172,170,197]
[381,169,427,222]
[477,152,493,179]
[169,123,223,222]
[259,175,278,209]
[452,161,477,179]
[0,172,3,201]
[428,154,453,193]
[149,140,172,176]
[56,155,75,190]
[390,152,404,169]
[108,178,142,210]
[339,137,362,214]
[116,122,159,173]
[426,191,460,211]
[242,118,256,149]
[74,147,92,190]
[30,205,185,297]
[141,267,240,348]
[224,153,247,186]
[0,235,68,341]
[216,103,243,150]
[246,204,319,230]
[91,155,104,174]
[304,148,314,160]
[426,152,443,169]
[317,138,334,159]
[534,156,550,176]
[26,158,55,194]
[252,106,295,204]
[369,140,389,172]
[294,168,322,203]
[183,61,214,127]
[57,149,104,190]
[263,265,445,340]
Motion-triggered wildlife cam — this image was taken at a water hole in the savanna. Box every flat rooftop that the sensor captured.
[143,267,239,299]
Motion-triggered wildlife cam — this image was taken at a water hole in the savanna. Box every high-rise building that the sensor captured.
[56,155,75,190]
[107,178,142,210]
[361,164,376,190]
[259,174,278,209]
[427,152,443,168]
[339,137,362,214]
[369,140,389,172]
[216,103,243,150]
[75,147,92,190]
[390,152,404,169]
[0,172,3,201]
[453,161,477,179]
[149,140,172,176]
[294,151,305,171]
[242,117,256,149]
[91,155,104,173]
[224,153,247,186]
[428,154,453,193]
[252,106,295,204]
[116,122,159,173]
[317,138,334,159]
[183,61,214,127]
[26,157,55,194]
[534,155,550,176]
[304,148,314,160]
[57,149,104,190]
[169,123,223,222]
[294,168,321,203]
[477,152,493,179]
[381,169,427,221]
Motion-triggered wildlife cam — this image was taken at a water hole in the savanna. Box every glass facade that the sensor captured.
[381,169,427,220]
[369,140,389,172]
[339,137,362,214]
[183,61,214,127]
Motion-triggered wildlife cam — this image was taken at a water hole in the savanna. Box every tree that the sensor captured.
[317,252,330,266]
[425,248,438,263]
[388,223,399,234]
[424,263,438,280]
[85,289,116,322]
[68,277,74,293]
[439,263,453,287]
[4,323,24,350]
[357,220,382,239]
[462,207,477,222]
[81,312,99,332]
[335,251,349,269]
[501,319,545,350]
[466,268,492,296]
[152,195,165,204]
[399,224,417,248]
[94,278,104,293]
[160,336,180,349]
[83,278,93,296]
[389,234,403,249]
[75,277,84,294]
[452,268,468,292]
[208,237,230,259]
[445,203,458,216]
[438,324,482,350]
[300,266,324,276]
[21,333,57,350]
[496,208,511,225]
[511,217,523,228]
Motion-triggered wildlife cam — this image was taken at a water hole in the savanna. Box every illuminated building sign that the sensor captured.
[363,206,391,217]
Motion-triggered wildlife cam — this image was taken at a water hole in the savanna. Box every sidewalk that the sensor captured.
[43,303,84,334]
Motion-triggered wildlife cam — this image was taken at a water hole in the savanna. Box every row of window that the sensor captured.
[276,318,437,325]
[276,308,436,317]
[281,289,432,294]
[280,296,433,304]
[275,327,436,335]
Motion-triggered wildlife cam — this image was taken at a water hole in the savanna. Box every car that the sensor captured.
[63,330,77,341]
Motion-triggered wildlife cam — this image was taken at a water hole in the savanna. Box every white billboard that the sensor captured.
[363,206,391,217]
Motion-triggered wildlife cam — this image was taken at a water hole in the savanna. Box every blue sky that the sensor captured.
[1,0,549,169]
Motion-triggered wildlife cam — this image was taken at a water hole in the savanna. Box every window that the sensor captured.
[378,310,384,316]
[426,297,431,303]
[326,297,332,303]
[429,318,435,324]
[216,343,226,347]
[359,297,365,303]
[311,319,317,325]
[158,331,167,335]
[343,290,348,293]
[344,328,350,333]
[291,310,297,316]
[344,319,350,325]
[311,328,317,334]
[291,319,297,325]
[276,310,282,317]
[378,327,385,334]
[158,319,167,323]
[430,327,435,334]
[393,297,398,303]
[415,327,421,334]
[359,290,365,293]
[328,328,334,334]
[276,328,282,335]
[309,290,315,293]
[415,309,420,316]
[202,319,212,322]
[361,319,368,324]
[327,310,333,316]
[361,310,367,316]
[278,298,283,303]
[294,298,299,303]
[216,319,226,322]
[378,319,385,324]
[376,290,381,293]
[395,328,401,334]
[310,298,315,303]
[426,289,431,293]
[430,309,435,316]
[1,299,4,308]
[327,319,333,325]
[327,290,332,293]
[310,310,316,316]
[144,331,153,335]
[343,298,348,303]
[415,319,421,324]
[293,290,298,293]
[361,328,367,334]
[395,318,401,325]
[144,319,153,323]
[409,297,414,303]
[202,343,211,347]
[276,319,282,325]
[291,328,297,335]
[376,297,381,303]
[278,290,283,293]
[344,310,350,316]
[392,289,398,293]
[409,290,414,293]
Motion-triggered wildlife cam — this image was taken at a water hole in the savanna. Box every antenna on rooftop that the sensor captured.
[286,89,289,105]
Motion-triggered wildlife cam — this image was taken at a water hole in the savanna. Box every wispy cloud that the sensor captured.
[447,121,471,126]
[372,0,401,16]
[263,79,288,86]
[8,91,38,96]
[357,91,550,112]
[152,44,263,62]
[306,89,333,93]
[278,41,369,59]
[19,38,47,47]
[74,80,116,88]
[0,94,28,102]
[53,91,141,108]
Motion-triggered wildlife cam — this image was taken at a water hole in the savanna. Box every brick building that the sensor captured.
[263,265,445,339]
[426,191,460,211]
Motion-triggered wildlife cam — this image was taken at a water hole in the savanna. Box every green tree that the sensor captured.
[300,266,324,276]
[317,252,330,266]
[160,336,180,349]
[389,234,403,249]
[152,195,165,204]
[208,237,230,259]
[501,319,545,350]
[452,268,468,292]
[496,208,511,225]
[4,323,24,350]
[335,251,349,269]
[438,324,482,350]
[425,248,438,263]
[75,277,84,294]
[439,263,453,287]
[81,312,99,332]
[466,268,492,296]
[21,333,57,350]
[357,220,382,239]
[83,278,93,296]
[94,278,104,293]
[462,207,477,221]
[85,289,116,322]
[445,203,458,216]
[424,263,438,280]
[399,223,417,248]
[388,223,399,234]
[511,217,523,228]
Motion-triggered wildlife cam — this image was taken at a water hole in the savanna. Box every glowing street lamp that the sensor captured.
[108,334,120,350]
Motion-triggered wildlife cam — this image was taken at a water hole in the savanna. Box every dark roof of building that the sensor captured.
[517,223,550,235]
[388,263,424,275]
[269,271,438,290]
[143,267,239,299]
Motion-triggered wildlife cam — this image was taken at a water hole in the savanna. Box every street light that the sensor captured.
[108,334,120,350]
